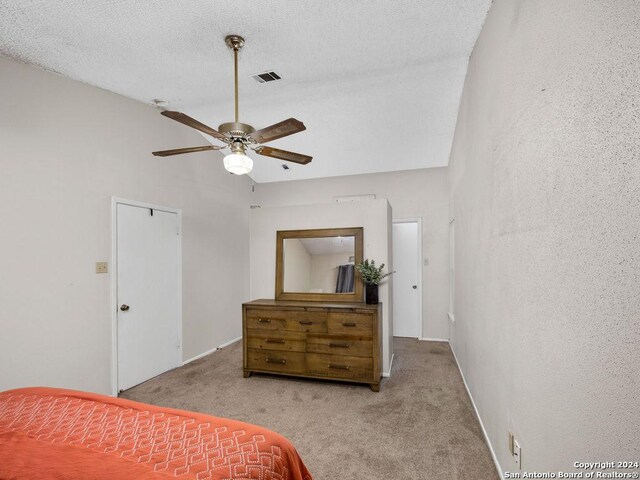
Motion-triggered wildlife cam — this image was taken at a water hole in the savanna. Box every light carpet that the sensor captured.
[121,337,499,479]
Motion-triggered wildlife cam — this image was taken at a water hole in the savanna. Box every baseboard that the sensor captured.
[217,336,242,350]
[382,353,395,377]
[450,346,505,480]
[420,337,449,342]
[182,336,242,366]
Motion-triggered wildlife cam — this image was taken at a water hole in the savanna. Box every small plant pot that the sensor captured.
[365,284,379,305]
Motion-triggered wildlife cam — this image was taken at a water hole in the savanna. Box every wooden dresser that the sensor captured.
[242,299,382,391]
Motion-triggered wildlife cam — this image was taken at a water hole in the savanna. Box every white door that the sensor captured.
[393,221,421,338]
[116,203,181,391]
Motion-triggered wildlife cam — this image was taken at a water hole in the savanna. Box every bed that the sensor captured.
[0,387,313,480]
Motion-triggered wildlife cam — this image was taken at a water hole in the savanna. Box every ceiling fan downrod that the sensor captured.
[225,35,245,124]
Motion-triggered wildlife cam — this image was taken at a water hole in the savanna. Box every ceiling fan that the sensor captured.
[152,35,312,175]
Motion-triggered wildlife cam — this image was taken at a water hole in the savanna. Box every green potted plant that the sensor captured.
[355,259,395,304]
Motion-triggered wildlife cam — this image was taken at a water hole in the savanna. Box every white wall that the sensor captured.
[309,253,351,294]
[254,168,449,340]
[0,55,253,395]
[449,0,640,475]
[283,238,311,292]
[250,200,394,373]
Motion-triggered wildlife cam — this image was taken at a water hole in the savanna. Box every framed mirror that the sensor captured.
[275,227,364,302]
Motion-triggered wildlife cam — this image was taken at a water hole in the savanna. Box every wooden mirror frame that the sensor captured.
[275,227,364,302]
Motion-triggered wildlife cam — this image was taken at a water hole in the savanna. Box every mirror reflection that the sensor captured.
[283,236,355,293]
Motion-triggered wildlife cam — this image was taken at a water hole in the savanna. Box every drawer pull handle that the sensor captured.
[265,338,286,344]
[258,318,271,323]
[342,322,357,327]
[298,320,313,325]
[265,357,286,364]
[329,342,350,348]
[328,363,350,370]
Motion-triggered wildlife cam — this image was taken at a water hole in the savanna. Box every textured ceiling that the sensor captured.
[0,0,491,182]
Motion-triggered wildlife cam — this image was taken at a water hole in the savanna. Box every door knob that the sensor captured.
[120,304,130,311]
[412,285,417,289]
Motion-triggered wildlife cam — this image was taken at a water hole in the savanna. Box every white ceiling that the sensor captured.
[0,0,491,183]
[297,237,355,256]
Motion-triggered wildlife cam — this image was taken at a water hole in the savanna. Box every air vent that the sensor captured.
[251,71,282,83]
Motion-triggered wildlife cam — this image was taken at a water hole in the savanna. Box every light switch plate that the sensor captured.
[96,262,108,274]
[513,440,521,469]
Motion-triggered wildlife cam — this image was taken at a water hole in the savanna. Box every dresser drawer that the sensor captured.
[306,334,373,358]
[245,309,288,330]
[246,329,306,353]
[327,312,373,336]
[246,349,306,374]
[306,353,373,381]
[284,311,327,333]
[245,308,326,333]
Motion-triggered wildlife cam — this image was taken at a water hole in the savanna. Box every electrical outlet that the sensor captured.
[513,440,522,469]
[95,262,108,274]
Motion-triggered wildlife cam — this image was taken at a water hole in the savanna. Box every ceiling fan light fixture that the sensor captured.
[224,152,253,175]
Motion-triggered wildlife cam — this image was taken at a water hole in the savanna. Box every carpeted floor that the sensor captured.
[120,338,499,479]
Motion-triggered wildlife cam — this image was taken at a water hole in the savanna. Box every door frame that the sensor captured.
[392,217,423,339]
[110,197,183,396]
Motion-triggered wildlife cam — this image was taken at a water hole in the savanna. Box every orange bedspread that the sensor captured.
[0,387,313,480]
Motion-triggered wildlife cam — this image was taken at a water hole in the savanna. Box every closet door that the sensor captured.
[393,220,421,338]
[116,202,181,391]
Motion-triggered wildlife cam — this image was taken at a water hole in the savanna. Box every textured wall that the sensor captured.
[254,168,450,340]
[0,56,253,395]
[449,0,640,475]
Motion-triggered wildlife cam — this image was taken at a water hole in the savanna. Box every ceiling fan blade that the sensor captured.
[152,145,224,157]
[161,111,228,141]
[250,118,306,144]
[255,146,312,165]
